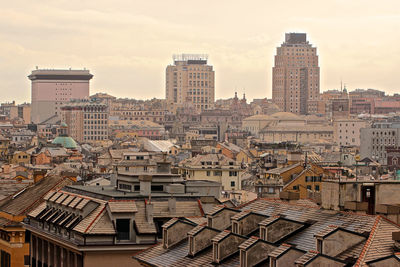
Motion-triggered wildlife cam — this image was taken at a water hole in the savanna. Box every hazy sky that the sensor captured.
[1,0,399,103]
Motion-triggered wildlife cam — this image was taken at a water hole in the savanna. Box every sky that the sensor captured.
[1,0,399,104]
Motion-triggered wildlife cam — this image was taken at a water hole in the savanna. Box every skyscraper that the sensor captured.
[166,54,215,112]
[29,69,93,123]
[272,33,320,115]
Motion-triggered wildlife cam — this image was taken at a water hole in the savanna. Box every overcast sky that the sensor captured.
[1,0,399,103]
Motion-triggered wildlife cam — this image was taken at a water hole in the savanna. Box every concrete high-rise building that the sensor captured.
[29,69,93,124]
[166,54,215,112]
[272,33,320,115]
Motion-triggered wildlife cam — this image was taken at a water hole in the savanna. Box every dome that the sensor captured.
[52,136,78,149]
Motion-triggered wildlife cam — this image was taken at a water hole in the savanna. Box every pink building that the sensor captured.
[29,69,93,123]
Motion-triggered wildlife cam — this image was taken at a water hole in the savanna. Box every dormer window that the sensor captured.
[116,219,130,240]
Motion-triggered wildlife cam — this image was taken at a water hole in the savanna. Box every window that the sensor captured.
[118,183,132,191]
[315,185,320,191]
[214,171,222,176]
[116,219,130,240]
[206,171,211,176]
[307,185,311,190]
[229,171,237,177]
[151,185,163,192]
[230,181,235,187]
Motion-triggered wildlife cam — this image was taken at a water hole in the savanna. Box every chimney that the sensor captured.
[187,225,220,257]
[139,175,152,196]
[162,218,196,249]
[145,201,153,223]
[168,197,176,214]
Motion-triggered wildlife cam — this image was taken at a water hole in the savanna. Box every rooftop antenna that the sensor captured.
[340,79,343,92]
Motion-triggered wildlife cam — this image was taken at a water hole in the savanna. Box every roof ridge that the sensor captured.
[355,216,382,267]
[85,205,107,233]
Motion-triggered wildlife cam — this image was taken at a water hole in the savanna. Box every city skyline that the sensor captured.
[1,0,400,103]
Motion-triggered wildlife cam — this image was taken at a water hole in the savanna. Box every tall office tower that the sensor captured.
[272,33,320,115]
[29,69,93,124]
[166,54,215,112]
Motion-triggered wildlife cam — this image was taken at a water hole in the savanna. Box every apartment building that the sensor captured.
[61,100,108,143]
[360,121,400,164]
[333,118,367,147]
[166,54,215,112]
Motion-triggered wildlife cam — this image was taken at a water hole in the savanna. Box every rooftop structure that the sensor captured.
[135,198,400,266]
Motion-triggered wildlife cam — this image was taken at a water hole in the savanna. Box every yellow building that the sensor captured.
[282,164,329,199]
[179,153,243,191]
[10,151,30,165]
[265,163,304,183]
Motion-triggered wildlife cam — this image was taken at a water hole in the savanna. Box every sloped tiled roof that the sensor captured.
[0,175,74,217]
[356,216,400,266]
[294,250,318,265]
[108,200,138,213]
[268,243,292,258]
[134,201,157,234]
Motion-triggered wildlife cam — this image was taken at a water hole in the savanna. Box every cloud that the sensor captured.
[0,0,399,103]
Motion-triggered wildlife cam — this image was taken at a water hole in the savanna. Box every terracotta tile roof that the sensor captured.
[75,198,90,210]
[314,225,339,238]
[135,240,214,267]
[185,216,208,225]
[153,200,202,218]
[205,205,226,216]
[0,176,73,216]
[162,218,179,229]
[231,210,251,221]
[268,244,292,258]
[241,199,376,252]
[356,216,400,266]
[134,201,157,234]
[259,215,280,226]
[86,209,115,235]
[211,230,231,243]
[187,225,206,236]
[238,236,258,250]
[108,200,138,213]
[28,202,47,218]
[73,204,106,233]
[294,250,318,265]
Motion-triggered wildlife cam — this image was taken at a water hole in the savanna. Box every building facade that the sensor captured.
[29,69,92,124]
[166,54,215,112]
[360,121,400,164]
[61,100,108,143]
[272,33,320,115]
[333,118,367,147]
